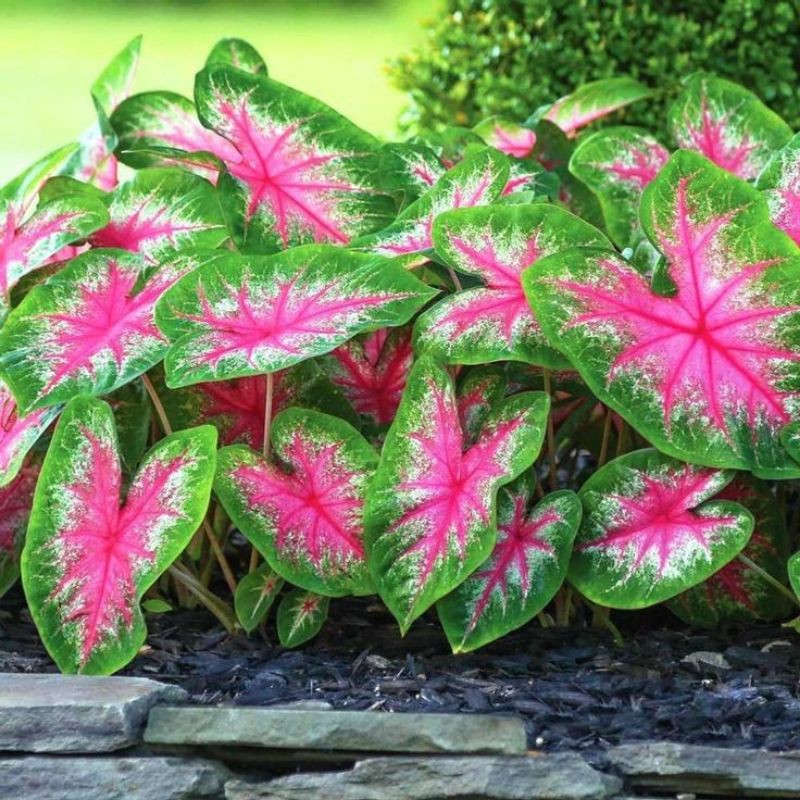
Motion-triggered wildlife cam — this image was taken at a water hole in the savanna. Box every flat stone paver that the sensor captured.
[146,706,527,755]
[224,753,622,800]
[0,755,228,800]
[606,742,800,797]
[0,673,185,752]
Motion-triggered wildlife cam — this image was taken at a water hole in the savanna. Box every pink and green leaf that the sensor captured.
[205,38,267,75]
[0,379,59,487]
[353,148,510,263]
[0,463,39,599]
[668,74,792,180]
[437,478,580,652]
[569,126,670,248]
[544,78,651,137]
[456,366,507,443]
[21,395,217,674]
[415,203,609,367]
[322,326,413,430]
[215,408,378,596]
[756,132,800,246]
[364,356,550,632]
[667,475,792,626]
[156,245,436,387]
[0,249,205,413]
[473,118,537,159]
[195,65,394,252]
[1,143,79,212]
[379,142,446,207]
[89,168,226,262]
[524,150,800,476]
[234,562,284,633]
[570,448,753,608]
[277,588,329,648]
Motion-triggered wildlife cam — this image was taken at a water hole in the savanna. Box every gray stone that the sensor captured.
[146,706,527,755]
[224,754,622,800]
[0,755,228,800]
[607,742,800,796]
[0,673,186,752]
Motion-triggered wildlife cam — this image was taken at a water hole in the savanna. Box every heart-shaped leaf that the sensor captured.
[205,38,267,75]
[379,143,445,206]
[2,143,79,211]
[668,74,792,180]
[323,327,413,430]
[438,477,580,652]
[0,249,203,413]
[756,132,800,246]
[156,245,436,387]
[667,476,792,626]
[234,562,283,633]
[195,65,394,252]
[89,168,226,261]
[525,150,800,476]
[569,126,670,248]
[216,408,378,596]
[22,395,217,674]
[365,356,550,632]
[415,204,609,367]
[354,148,510,262]
[544,78,650,136]
[570,448,753,608]
[0,379,59,487]
[474,118,537,159]
[0,463,39,599]
[277,588,329,648]
[456,366,507,443]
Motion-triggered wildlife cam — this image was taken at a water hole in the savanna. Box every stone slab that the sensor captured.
[224,754,622,800]
[606,742,800,797]
[0,755,228,800]
[0,673,186,752]
[146,706,527,755]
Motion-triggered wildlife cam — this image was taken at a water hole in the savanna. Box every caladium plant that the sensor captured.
[22,396,217,674]
[8,37,800,674]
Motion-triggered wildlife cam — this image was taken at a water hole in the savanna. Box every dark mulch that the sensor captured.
[2,588,800,760]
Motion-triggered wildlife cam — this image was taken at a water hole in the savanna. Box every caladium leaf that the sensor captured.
[456,366,507,443]
[364,356,550,632]
[195,65,394,252]
[323,327,413,430]
[544,78,650,137]
[0,463,39,599]
[234,562,284,633]
[524,150,800,476]
[668,74,792,180]
[277,589,329,648]
[90,168,227,262]
[156,245,436,388]
[379,142,445,206]
[756,132,800,246]
[569,126,670,248]
[474,118,536,159]
[0,379,59,487]
[415,204,609,367]
[158,361,355,452]
[570,449,753,609]
[22,395,217,674]
[0,193,109,314]
[437,478,580,652]
[667,476,792,626]
[1,143,78,211]
[354,148,510,262]
[215,408,378,596]
[0,249,203,413]
[206,38,267,75]
[92,35,142,115]
[111,90,237,177]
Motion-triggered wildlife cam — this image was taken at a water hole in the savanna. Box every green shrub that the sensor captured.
[389,0,800,132]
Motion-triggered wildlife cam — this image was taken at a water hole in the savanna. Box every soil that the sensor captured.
[2,588,799,762]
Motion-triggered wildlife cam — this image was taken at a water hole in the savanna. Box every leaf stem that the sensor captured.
[168,563,237,632]
[446,265,463,292]
[598,407,613,467]
[250,371,276,573]
[542,370,558,491]
[736,553,800,608]
[142,372,238,594]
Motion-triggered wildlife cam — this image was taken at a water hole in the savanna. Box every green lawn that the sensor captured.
[0,1,433,182]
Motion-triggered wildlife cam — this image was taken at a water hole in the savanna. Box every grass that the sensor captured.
[0,1,433,183]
